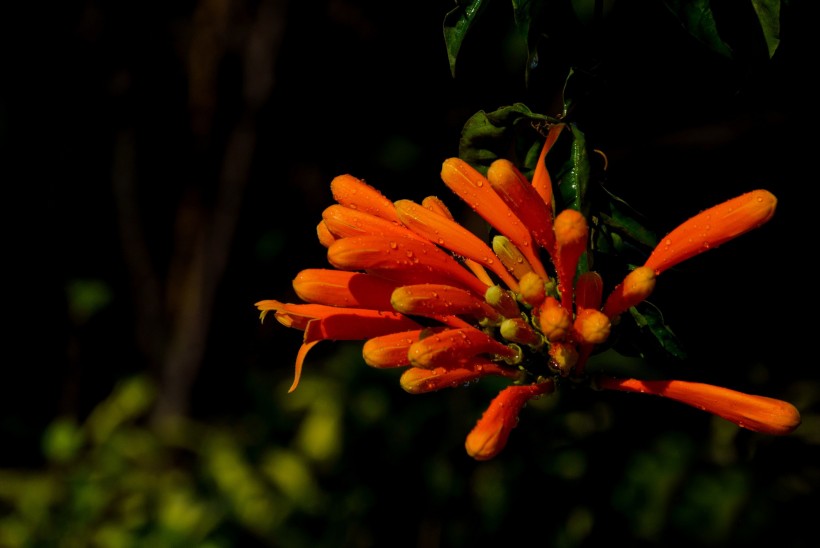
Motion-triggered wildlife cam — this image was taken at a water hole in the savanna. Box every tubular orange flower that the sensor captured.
[407,326,519,368]
[440,157,549,279]
[330,174,400,222]
[400,359,523,394]
[596,376,801,435]
[602,266,656,319]
[465,382,555,461]
[487,158,556,254]
[390,283,501,323]
[292,269,400,309]
[643,189,777,275]
[258,139,798,460]
[552,208,589,311]
[327,235,490,297]
[395,199,520,291]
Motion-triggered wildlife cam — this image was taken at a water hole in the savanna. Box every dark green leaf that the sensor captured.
[627,302,687,361]
[458,103,559,174]
[751,0,781,58]
[663,0,734,58]
[443,0,491,78]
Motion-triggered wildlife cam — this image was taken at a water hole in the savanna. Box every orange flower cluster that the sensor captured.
[257,129,801,460]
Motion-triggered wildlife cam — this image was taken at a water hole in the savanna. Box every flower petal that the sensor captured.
[531,123,564,206]
[440,158,548,279]
[643,190,776,275]
[465,381,555,460]
[362,329,428,368]
[390,283,501,323]
[288,340,321,393]
[322,204,422,241]
[553,208,589,311]
[491,235,534,282]
[596,376,802,435]
[487,158,555,254]
[422,196,495,286]
[293,269,400,309]
[408,326,519,368]
[327,235,490,296]
[400,359,522,394]
[330,174,400,222]
[303,311,421,344]
[602,266,656,319]
[395,199,520,291]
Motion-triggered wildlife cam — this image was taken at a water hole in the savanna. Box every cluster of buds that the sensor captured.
[257,126,800,460]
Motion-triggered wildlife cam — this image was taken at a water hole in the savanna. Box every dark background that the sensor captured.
[3,1,818,547]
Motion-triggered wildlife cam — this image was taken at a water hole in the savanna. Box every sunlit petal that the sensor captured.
[465,381,555,460]
[440,158,548,278]
[596,376,801,435]
[395,199,520,291]
[487,158,555,254]
[531,123,565,207]
[322,204,422,241]
[327,235,490,296]
[391,283,501,323]
[293,269,400,309]
[602,266,657,319]
[330,174,400,222]
[553,208,589,311]
[644,189,776,275]
[408,326,519,368]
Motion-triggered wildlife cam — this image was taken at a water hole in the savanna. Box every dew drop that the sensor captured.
[389,241,398,249]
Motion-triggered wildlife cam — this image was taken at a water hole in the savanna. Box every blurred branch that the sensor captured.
[112,0,287,422]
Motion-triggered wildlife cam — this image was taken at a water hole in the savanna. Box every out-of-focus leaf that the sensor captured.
[663,0,734,58]
[628,302,687,361]
[458,103,559,173]
[751,0,781,58]
[511,0,545,85]
[443,0,491,78]
[596,186,659,253]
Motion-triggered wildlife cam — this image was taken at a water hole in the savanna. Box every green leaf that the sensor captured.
[627,302,687,361]
[511,0,545,85]
[458,103,559,174]
[663,0,734,58]
[443,0,492,78]
[751,0,781,58]
[552,123,589,213]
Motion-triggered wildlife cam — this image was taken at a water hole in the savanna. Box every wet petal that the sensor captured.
[644,190,776,275]
[293,269,400,309]
[395,199,520,291]
[440,158,547,278]
[518,271,547,307]
[553,208,589,311]
[330,174,400,222]
[362,329,428,368]
[327,235,490,296]
[500,317,543,347]
[538,296,572,342]
[492,235,534,283]
[422,196,495,286]
[465,381,555,460]
[596,376,802,435]
[390,283,501,323]
[602,266,657,319]
[400,359,521,394]
[408,326,519,368]
[322,204,422,241]
[573,308,611,345]
[487,158,555,254]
